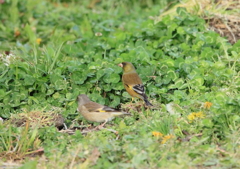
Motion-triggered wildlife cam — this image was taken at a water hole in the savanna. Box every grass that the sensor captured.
[159,0,240,44]
[0,0,240,168]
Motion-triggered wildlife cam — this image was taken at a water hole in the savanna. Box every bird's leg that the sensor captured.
[130,97,135,105]
[99,120,107,128]
[94,120,107,130]
[93,121,118,134]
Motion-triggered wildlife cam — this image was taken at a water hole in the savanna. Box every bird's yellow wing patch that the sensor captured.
[96,106,118,113]
[98,109,106,112]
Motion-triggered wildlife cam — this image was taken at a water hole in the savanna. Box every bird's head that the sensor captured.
[77,94,91,106]
[118,62,136,73]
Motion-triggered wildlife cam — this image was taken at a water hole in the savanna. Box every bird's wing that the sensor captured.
[84,102,122,113]
[83,102,104,112]
[132,84,145,96]
[123,73,145,95]
[98,106,119,112]
[97,106,130,116]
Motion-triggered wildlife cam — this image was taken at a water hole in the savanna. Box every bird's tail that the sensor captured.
[144,99,153,106]
[143,95,153,106]
[112,111,131,116]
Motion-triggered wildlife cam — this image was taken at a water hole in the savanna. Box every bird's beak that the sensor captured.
[118,63,123,67]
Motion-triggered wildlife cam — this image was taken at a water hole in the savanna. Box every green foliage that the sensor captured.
[1,2,239,118]
[19,160,37,169]
[0,0,240,168]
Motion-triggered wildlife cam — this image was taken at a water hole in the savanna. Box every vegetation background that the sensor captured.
[0,0,239,168]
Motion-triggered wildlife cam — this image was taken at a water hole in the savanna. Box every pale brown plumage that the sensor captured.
[77,94,130,128]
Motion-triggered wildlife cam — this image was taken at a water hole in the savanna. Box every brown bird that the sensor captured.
[77,94,130,128]
[118,62,153,106]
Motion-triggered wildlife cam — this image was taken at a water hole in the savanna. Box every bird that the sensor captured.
[77,94,130,128]
[118,62,153,106]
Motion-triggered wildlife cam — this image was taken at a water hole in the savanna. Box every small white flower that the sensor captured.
[1,53,15,66]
